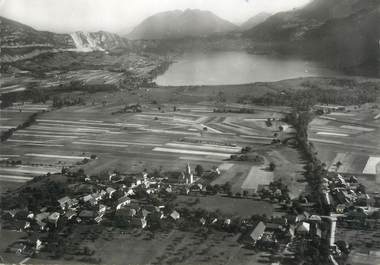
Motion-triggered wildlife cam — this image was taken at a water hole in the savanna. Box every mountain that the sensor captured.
[244,0,380,70]
[127,9,238,40]
[245,0,379,42]
[0,16,74,48]
[0,16,131,62]
[239,12,271,31]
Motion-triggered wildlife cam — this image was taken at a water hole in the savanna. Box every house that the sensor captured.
[57,196,71,209]
[24,221,31,230]
[116,196,131,210]
[35,212,50,223]
[3,209,17,219]
[79,210,96,219]
[36,220,47,231]
[130,217,147,228]
[125,189,135,196]
[65,210,77,220]
[296,222,310,235]
[140,209,150,219]
[91,192,103,201]
[94,215,103,224]
[98,204,107,216]
[346,207,368,220]
[336,204,346,214]
[67,198,79,209]
[144,188,152,194]
[308,215,322,222]
[27,212,34,220]
[315,227,322,238]
[165,186,172,193]
[314,104,345,114]
[109,173,117,182]
[258,231,278,249]
[170,210,180,220]
[106,187,116,198]
[88,197,98,206]
[128,208,137,217]
[336,174,347,186]
[265,223,284,233]
[35,239,43,252]
[48,212,60,227]
[285,225,295,240]
[99,190,107,198]
[82,194,93,202]
[249,222,266,246]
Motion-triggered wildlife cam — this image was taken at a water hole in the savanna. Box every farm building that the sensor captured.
[249,221,266,246]
[170,210,180,220]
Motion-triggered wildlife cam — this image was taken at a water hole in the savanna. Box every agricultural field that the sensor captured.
[0,96,305,198]
[0,102,54,193]
[309,104,380,193]
[336,228,380,265]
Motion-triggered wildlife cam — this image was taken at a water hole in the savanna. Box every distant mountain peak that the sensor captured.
[126,9,237,40]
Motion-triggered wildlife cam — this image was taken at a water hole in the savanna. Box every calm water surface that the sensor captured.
[154,51,339,86]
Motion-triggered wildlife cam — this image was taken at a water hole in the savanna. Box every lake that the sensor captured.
[154,51,339,86]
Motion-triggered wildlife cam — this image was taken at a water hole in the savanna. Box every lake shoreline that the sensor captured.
[156,75,380,90]
[153,51,342,86]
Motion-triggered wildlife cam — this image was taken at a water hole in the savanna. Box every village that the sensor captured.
[1,146,380,265]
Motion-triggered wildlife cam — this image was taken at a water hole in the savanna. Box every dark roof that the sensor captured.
[79,210,96,218]
[265,223,283,231]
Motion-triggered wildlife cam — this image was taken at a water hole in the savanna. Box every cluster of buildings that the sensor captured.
[1,164,218,255]
[240,211,345,264]
[321,173,380,229]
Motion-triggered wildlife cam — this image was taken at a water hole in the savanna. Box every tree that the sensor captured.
[216,91,226,103]
[266,118,272,127]
[357,183,366,194]
[335,161,342,171]
[241,146,252,153]
[195,165,204,176]
[269,162,276,171]
[222,182,232,194]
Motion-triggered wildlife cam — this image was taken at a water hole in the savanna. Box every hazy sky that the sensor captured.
[0,0,311,33]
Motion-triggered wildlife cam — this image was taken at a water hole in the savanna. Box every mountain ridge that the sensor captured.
[243,0,380,69]
[239,12,271,31]
[127,9,238,40]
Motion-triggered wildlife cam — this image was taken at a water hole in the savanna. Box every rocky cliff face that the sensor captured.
[70,31,130,52]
